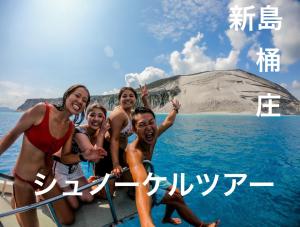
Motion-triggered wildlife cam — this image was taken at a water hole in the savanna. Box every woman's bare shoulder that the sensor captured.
[14,102,46,129]
[28,102,47,116]
[109,108,127,120]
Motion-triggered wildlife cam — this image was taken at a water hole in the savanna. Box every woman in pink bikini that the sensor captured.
[0,84,90,227]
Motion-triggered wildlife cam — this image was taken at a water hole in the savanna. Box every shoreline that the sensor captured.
[1,110,299,116]
[153,112,300,116]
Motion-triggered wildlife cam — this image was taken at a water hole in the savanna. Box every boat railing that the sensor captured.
[0,160,155,226]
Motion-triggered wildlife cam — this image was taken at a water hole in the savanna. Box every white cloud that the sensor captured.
[280,83,288,88]
[215,50,240,70]
[0,81,58,109]
[280,65,289,73]
[271,0,300,65]
[102,88,120,95]
[245,62,250,70]
[218,34,224,44]
[104,45,121,70]
[146,0,226,40]
[104,45,114,58]
[170,33,213,74]
[247,42,260,62]
[228,0,266,14]
[112,61,120,70]
[292,91,300,100]
[292,80,300,89]
[125,67,167,88]
[169,32,239,75]
[228,0,300,66]
[154,54,169,64]
[290,81,300,100]
[226,29,249,51]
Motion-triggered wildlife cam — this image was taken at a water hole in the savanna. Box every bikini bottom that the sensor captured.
[13,170,50,207]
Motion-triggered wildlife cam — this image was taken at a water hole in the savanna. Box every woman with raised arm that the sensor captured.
[0,84,90,227]
[53,102,109,209]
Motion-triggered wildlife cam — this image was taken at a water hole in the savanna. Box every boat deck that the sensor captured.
[0,180,137,227]
[65,188,137,227]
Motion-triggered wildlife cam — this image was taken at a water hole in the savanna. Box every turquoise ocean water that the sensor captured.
[0,112,299,226]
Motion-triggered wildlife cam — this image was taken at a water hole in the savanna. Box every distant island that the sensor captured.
[0,107,15,112]
[17,69,300,115]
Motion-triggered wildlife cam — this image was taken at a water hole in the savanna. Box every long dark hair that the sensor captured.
[118,87,138,100]
[55,84,91,125]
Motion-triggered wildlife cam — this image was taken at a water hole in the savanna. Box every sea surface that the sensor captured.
[0,112,299,227]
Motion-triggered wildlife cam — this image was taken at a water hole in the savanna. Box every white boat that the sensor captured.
[0,162,157,227]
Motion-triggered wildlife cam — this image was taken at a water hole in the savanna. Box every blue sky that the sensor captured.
[0,0,299,108]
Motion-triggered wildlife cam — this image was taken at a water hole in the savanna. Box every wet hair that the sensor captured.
[132,106,156,127]
[55,84,91,125]
[118,87,138,100]
[86,102,107,118]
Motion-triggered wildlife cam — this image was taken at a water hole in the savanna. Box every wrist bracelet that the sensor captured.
[173,108,179,113]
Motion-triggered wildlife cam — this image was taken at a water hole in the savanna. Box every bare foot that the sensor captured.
[162,217,182,225]
[204,219,220,227]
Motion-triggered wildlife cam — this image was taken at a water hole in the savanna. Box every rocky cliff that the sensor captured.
[17,69,300,115]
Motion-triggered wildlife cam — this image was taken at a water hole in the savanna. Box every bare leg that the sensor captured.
[54,176,93,210]
[161,193,219,227]
[10,196,23,226]
[59,185,80,210]
[77,177,93,203]
[161,188,182,225]
[13,179,39,227]
[43,175,75,225]
[162,204,182,225]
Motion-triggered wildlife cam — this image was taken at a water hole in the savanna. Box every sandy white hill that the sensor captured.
[17,69,300,115]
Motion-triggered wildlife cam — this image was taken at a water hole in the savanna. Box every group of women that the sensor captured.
[0,84,147,226]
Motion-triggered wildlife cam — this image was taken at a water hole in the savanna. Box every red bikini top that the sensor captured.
[25,103,74,155]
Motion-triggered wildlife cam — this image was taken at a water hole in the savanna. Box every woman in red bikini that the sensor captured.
[0,84,90,227]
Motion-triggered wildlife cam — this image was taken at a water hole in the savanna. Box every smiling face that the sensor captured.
[65,87,89,115]
[119,89,137,109]
[87,107,105,130]
[134,113,157,145]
